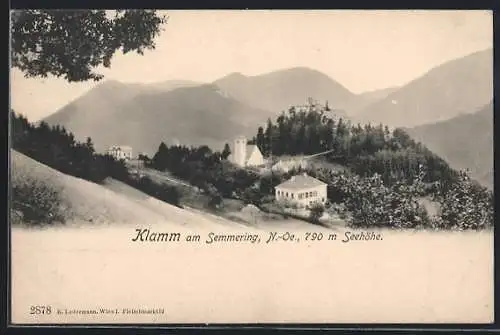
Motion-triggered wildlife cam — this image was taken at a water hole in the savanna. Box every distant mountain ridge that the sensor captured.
[213,67,361,116]
[44,82,271,155]
[406,101,493,189]
[42,50,492,161]
[355,49,493,127]
[43,68,366,156]
[353,86,400,112]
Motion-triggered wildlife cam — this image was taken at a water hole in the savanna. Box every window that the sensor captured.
[322,198,325,202]
[305,193,309,198]
[291,193,294,199]
[286,192,289,197]
[309,191,313,197]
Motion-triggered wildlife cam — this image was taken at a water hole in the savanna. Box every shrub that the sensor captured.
[208,194,224,210]
[274,199,293,218]
[11,179,65,225]
[323,169,431,229]
[126,176,182,208]
[157,184,181,207]
[432,171,493,230]
[260,194,275,205]
[309,203,325,223]
[241,187,262,205]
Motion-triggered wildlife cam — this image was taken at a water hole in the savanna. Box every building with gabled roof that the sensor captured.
[228,136,265,167]
[275,173,327,208]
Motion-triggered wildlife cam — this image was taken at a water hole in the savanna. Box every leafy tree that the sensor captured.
[138,153,150,164]
[221,143,231,160]
[11,10,167,82]
[256,126,265,152]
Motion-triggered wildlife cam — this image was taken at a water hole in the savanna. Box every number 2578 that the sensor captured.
[30,305,52,315]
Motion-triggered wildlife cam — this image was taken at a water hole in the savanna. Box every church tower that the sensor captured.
[233,136,247,167]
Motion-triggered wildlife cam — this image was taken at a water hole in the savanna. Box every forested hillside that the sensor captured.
[249,105,459,187]
[147,104,493,230]
[11,111,120,184]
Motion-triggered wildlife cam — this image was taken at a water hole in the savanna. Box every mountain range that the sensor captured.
[42,48,493,185]
[354,49,493,127]
[44,67,367,155]
[44,82,270,155]
[406,101,493,189]
[213,67,362,115]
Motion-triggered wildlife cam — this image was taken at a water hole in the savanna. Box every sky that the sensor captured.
[10,10,493,121]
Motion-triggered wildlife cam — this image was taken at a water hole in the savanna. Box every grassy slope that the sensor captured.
[11,149,245,229]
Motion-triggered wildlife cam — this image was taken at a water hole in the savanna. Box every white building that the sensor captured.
[107,145,133,161]
[275,173,327,208]
[228,136,265,167]
[272,156,309,173]
[271,150,335,173]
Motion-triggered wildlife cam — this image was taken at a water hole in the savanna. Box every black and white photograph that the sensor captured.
[9,10,494,324]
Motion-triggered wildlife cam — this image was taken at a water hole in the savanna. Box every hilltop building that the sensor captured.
[107,145,133,161]
[275,173,327,208]
[228,136,265,167]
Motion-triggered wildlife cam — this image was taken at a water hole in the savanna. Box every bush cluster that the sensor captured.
[431,171,493,230]
[11,178,65,225]
[126,175,182,208]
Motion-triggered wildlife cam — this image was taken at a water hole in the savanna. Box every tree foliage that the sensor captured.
[221,143,231,160]
[11,10,166,82]
[431,171,493,230]
[11,177,65,225]
[149,142,259,199]
[141,98,493,231]
[10,111,182,214]
[127,176,181,208]
[11,110,121,183]
[309,203,325,223]
[251,104,458,186]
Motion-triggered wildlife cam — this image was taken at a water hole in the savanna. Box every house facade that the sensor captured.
[107,145,133,161]
[275,173,327,208]
[229,136,265,167]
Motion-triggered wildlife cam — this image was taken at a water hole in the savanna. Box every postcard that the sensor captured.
[9,9,494,325]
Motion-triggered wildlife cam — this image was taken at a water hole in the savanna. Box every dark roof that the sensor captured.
[276,174,327,190]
